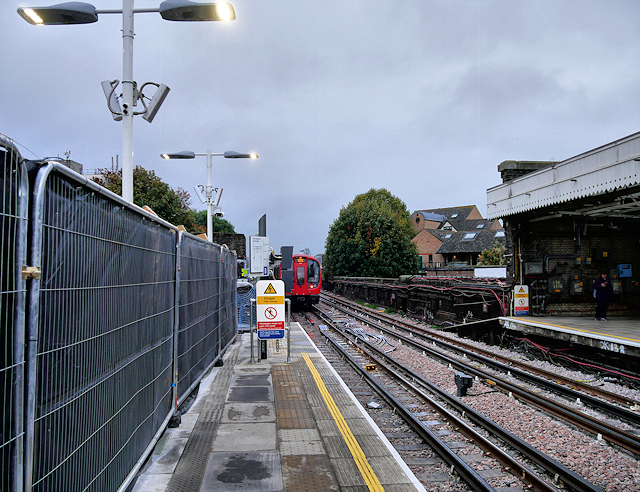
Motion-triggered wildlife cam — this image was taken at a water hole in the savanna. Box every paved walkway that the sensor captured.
[131,324,425,491]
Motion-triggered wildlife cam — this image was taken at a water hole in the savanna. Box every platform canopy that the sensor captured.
[487,132,640,222]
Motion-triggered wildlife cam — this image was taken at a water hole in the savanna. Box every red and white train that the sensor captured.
[273,253,322,309]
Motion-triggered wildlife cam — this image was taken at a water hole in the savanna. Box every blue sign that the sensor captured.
[263,266,268,275]
[258,329,285,340]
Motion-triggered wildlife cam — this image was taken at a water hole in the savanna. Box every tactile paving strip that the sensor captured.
[279,428,321,442]
[281,455,340,491]
[273,363,319,434]
[278,418,317,429]
[277,407,314,420]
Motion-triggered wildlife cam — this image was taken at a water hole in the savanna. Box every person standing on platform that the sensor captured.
[593,271,613,320]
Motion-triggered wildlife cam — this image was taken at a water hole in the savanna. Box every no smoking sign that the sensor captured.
[264,307,278,319]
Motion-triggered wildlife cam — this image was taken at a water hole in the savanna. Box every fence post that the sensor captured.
[171,232,183,426]
[24,162,55,491]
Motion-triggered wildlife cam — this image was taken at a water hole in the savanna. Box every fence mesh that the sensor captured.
[176,235,221,402]
[1,135,28,492]
[28,167,177,491]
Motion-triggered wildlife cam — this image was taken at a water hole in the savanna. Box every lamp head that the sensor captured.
[224,151,258,159]
[18,2,98,25]
[161,151,196,159]
[159,1,235,21]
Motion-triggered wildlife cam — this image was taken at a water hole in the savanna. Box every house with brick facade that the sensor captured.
[411,205,504,269]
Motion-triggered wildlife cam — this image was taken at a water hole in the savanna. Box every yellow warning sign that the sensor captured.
[264,283,277,294]
[518,286,525,293]
[257,296,284,304]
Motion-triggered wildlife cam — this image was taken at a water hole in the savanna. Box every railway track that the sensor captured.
[322,291,640,408]
[297,309,607,492]
[320,292,640,457]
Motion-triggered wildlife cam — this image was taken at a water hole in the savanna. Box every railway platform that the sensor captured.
[499,315,640,358]
[130,322,425,492]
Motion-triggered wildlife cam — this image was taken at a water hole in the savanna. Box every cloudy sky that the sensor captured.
[3,0,640,256]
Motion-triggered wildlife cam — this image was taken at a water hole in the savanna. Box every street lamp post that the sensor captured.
[18,1,238,203]
[160,150,258,240]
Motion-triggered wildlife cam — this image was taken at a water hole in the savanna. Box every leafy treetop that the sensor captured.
[93,166,233,235]
[323,188,419,279]
[478,242,506,266]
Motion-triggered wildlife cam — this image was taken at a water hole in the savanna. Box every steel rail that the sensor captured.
[321,299,640,456]
[322,296,640,426]
[314,309,603,492]
[323,292,640,412]
[314,313,500,492]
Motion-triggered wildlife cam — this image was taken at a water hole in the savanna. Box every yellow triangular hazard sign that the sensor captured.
[264,283,277,294]
[518,287,525,293]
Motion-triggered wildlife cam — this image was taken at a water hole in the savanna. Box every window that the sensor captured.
[462,233,476,241]
[476,224,484,229]
[428,255,433,264]
[451,214,458,218]
[445,233,452,238]
[296,265,305,285]
[495,230,505,237]
[307,259,320,284]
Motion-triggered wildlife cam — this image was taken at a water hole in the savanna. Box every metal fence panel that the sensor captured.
[25,164,177,491]
[237,282,256,331]
[176,234,237,404]
[220,247,238,348]
[1,135,29,492]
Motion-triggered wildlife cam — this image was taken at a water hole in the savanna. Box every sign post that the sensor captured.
[257,280,285,340]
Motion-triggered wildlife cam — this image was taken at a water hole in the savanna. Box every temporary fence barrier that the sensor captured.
[175,233,237,404]
[1,151,238,491]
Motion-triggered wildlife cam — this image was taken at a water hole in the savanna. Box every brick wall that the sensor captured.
[412,229,445,265]
[504,216,640,316]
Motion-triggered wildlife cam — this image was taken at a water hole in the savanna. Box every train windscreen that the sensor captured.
[296,265,305,285]
[307,259,320,285]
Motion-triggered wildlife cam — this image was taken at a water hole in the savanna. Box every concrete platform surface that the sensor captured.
[500,315,640,358]
[131,323,426,492]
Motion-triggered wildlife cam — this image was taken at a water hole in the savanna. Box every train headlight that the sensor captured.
[309,284,315,288]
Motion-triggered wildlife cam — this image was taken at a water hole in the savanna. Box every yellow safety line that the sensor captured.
[506,317,640,343]
[302,353,384,492]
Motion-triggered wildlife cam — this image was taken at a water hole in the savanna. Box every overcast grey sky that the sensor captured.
[3,0,640,256]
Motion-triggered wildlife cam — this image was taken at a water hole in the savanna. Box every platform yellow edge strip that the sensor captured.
[302,353,384,492]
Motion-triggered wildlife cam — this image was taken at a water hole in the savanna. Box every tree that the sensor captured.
[324,188,419,278]
[478,242,506,266]
[193,210,236,234]
[93,166,198,232]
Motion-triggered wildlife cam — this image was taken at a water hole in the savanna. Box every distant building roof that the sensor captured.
[415,211,446,222]
[436,230,505,254]
[417,205,478,222]
[446,218,496,232]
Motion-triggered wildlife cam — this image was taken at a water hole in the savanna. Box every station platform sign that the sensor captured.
[256,280,285,339]
[514,285,529,316]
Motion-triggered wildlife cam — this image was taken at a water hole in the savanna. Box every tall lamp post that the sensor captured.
[161,150,258,240]
[18,1,237,203]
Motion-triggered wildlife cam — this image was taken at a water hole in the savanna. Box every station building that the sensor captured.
[487,132,640,317]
